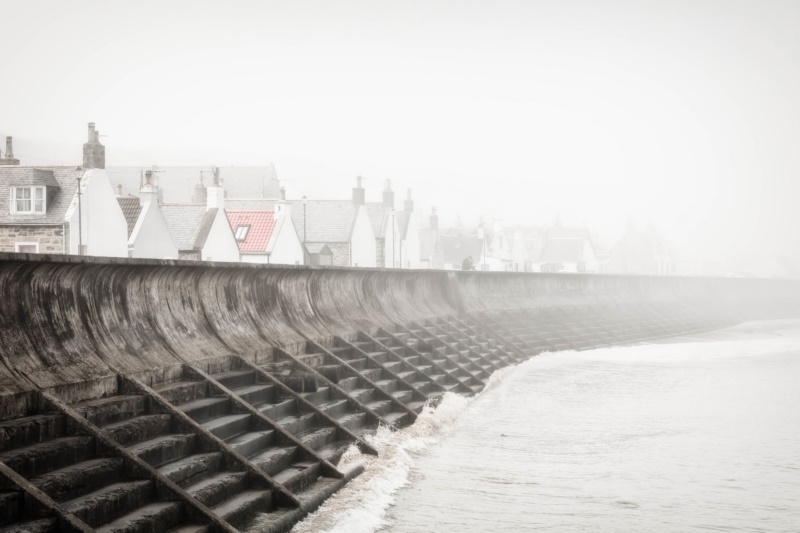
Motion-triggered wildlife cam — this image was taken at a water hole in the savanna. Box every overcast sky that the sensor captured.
[1,1,799,272]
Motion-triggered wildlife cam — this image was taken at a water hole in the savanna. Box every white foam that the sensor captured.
[289,389,481,533]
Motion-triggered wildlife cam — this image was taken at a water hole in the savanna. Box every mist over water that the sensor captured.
[289,322,800,533]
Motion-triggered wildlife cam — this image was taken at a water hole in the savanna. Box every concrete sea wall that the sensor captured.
[0,253,799,532]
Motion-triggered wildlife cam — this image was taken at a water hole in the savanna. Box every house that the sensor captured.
[418,207,445,269]
[606,220,674,275]
[305,243,333,266]
[117,171,179,259]
[226,192,304,265]
[441,227,484,270]
[478,220,514,271]
[288,178,376,267]
[533,222,600,273]
[364,178,398,268]
[0,125,128,257]
[162,168,240,262]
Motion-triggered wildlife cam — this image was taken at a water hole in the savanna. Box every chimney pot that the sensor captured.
[382,179,394,208]
[280,186,286,201]
[5,136,13,158]
[83,122,105,169]
[352,176,365,206]
[116,184,122,196]
[430,206,439,231]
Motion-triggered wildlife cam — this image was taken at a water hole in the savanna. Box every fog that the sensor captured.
[2,0,799,275]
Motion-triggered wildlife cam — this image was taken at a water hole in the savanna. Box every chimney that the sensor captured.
[139,170,160,206]
[0,136,20,166]
[404,188,414,212]
[206,167,224,210]
[280,186,286,201]
[382,179,394,208]
[82,122,105,169]
[352,176,365,206]
[430,207,438,231]
[116,184,123,197]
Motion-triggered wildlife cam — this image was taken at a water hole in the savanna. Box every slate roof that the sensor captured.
[289,200,359,243]
[117,197,142,238]
[539,238,585,263]
[306,243,332,255]
[365,203,390,238]
[161,205,217,251]
[226,211,277,253]
[106,166,281,205]
[0,166,82,225]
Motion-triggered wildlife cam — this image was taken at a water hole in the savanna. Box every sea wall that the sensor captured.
[1,252,799,398]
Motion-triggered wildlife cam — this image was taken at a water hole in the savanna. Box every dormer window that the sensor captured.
[12,186,45,214]
[234,225,250,241]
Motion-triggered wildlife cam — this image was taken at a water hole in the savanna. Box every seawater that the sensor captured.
[288,321,800,533]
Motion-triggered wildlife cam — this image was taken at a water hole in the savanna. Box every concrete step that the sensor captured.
[186,471,247,509]
[374,379,398,394]
[360,368,382,382]
[75,395,148,427]
[63,480,153,527]
[275,412,317,437]
[298,427,337,451]
[337,376,360,392]
[299,386,331,406]
[365,400,392,416]
[0,436,94,479]
[0,517,58,533]
[391,389,413,404]
[382,411,411,428]
[336,412,368,433]
[229,383,275,407]
[211,489,271,531]
[259,398,296,421]
[316,398,349,419]
[202,413,252,441]
[212,369,255,390]
[249,446,298,477]
[178,397,230,425]
[272,462,320,493]
[127,433,197,469]
[95,500,182,533]
[103,414,173,447]
[32,457,123,502]
[159,452,224,487]
[0,414,65,453]
[154,380,209,406]
[227,430,275,459]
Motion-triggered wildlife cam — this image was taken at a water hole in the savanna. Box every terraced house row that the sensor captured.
[1,254,799,532]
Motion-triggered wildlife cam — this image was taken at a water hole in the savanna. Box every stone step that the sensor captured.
[349,388,376,404]
[365,400,392,417]
[212,369,255,390]
[127,433,197,469]
[103,414,173,447]
[258,398,296,421]
[0,436,93,480]
[298,427,337,451]
[229,383,275,407]
[155,381,209,406]
[32,457,123,502]
[275,412,316,436]
[202,413,252,441]
[249,446,298,477]
[299,387,331,406]
[178,397,230,424]
[337,376,360,392]
[95,500,182,533]
[315,440,353,465]
[316,398,349,419]
[0,517,58,533]
[374,379,398,394]
[360,368,382,382]
[272,462,320,493]
[63,480,153,528]
[0,414,65,453]
[186,471,248,509]
[382,411,411,428]
[75,395,148,427]
[227,430,275,459]
[159,452,224,487]
[211,489,271,531]
[391,389,413,404]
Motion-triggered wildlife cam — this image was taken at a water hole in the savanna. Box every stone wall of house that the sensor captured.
[0,225,65,253]
[376,239,385,268]
[328,242,351,267]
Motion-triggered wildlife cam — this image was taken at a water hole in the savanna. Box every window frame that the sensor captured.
[12,186,46,214]
[15,242,39,253]
[234,225,250,242]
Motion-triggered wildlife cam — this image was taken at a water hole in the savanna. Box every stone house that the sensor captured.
[161,169,240,262]
[288,183,376,268]
[418,208,445,270]
[0,125,128,257]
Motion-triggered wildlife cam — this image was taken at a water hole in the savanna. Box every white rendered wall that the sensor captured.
[201,209,240,262]
[269,217,304,265]
[350,206,377,267]
[130,201,178,259]
[67,169,128,257]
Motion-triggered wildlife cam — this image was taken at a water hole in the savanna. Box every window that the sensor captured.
[15,242,39,253]
[234,225,250,241]
[12,187,45,214]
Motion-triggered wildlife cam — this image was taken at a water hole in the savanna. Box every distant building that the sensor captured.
[441,227,483,270]
[534,222,600,273]
[364,178,398,268]
[606,221,674,275]
[227,192,303,265]
[0,124,128,257]
[287,178,376,267]
[418,207,444,269]
[117,171,179,259]
[162,168,240,262]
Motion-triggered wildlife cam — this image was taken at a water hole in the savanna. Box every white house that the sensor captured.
[117,171,178,259]
[162,168,240,262]
[227,202,304,265]
[0,124,128,257]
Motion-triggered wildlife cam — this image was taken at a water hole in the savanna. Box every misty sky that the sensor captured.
[1,1,799,270]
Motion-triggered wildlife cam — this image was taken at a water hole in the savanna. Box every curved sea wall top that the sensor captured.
[1,253,799,397]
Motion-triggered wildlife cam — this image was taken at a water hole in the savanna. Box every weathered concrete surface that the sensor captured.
[1,253,799,401]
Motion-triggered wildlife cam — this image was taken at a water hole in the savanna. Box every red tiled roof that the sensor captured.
[226,211,277,253]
